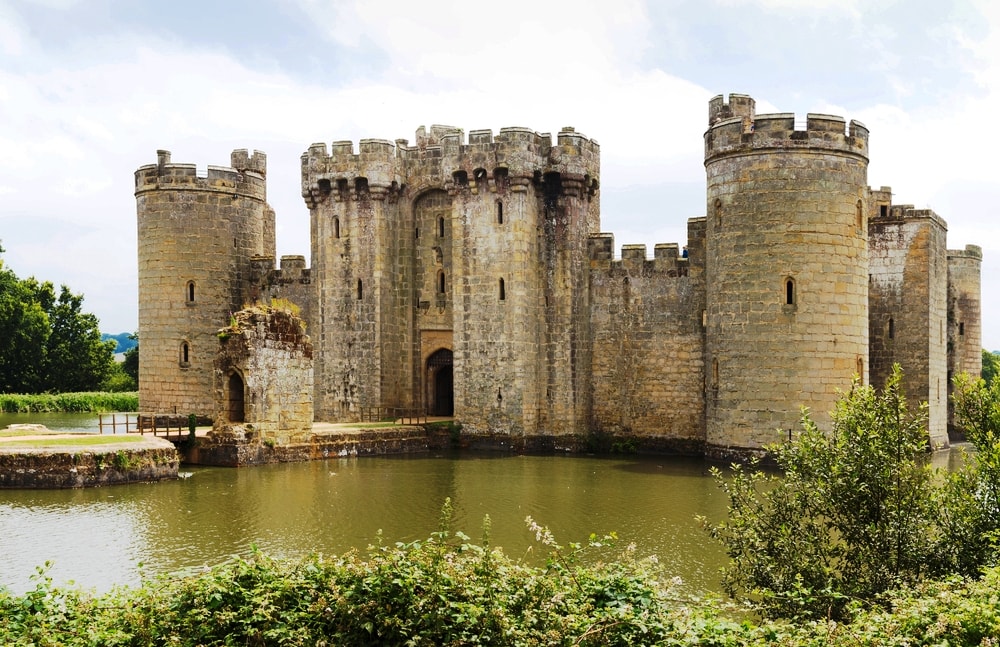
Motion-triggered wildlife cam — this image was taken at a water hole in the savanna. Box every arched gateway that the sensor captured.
[426,349,453,416]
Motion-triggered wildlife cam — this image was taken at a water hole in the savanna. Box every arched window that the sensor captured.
[499,278,506,301]
[185,281,195,304]
[438,216,445,238]
[497,200,504,224]
[888,317,895,339]
[785,277,795,305]
[357,279,363,300]
[179,341,190,367]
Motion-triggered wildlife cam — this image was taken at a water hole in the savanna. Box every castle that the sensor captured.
[135,93,982,458]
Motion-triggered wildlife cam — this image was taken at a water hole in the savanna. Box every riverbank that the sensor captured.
[0,425,178,488]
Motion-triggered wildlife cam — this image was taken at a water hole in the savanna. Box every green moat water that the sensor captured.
[0,413,972,598]
[0,413,731,596]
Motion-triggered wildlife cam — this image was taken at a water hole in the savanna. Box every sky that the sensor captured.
[1,0,998,348]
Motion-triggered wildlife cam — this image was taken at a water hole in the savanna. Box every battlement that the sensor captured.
[135,149,267,200]
[301,125,600,208]
[705,94,868,163]
[588,234,690,276]
[948,244,983,261]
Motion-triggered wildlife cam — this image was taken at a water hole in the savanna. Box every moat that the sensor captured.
[0,413,730,597]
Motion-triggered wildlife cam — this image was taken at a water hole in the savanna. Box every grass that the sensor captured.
[0,435,144,448]
[0,428,69,438]
[0,392,138,413]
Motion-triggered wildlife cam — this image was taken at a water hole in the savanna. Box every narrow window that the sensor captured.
[959,322,965,336]
[785,277,795,305]
[438,216,445,238]
[497,200,504,224]
[711,358,719,389]
[186,281,195,303]
[415,227,419,239]
[714,198,722,229]
[856,356,864,382]
[499,278,506,301]
[880,204,888,218]
[357,279,363,300]
[180,341,190,366]
[888,317,895,339]
[856,199,864,230]
[438,271,445,294]
[334,217,340,239]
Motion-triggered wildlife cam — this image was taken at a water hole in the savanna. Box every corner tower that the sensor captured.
[135,149,273,417]
[704,94,870,456]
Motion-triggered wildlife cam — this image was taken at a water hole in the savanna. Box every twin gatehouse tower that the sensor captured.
[136,94,982,458]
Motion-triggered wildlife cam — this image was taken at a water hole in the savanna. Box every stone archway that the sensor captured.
[227,371,245,423]
[427,349,453,416]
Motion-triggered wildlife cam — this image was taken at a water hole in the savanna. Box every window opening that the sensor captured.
[959,322,965,336]
[334,217,340,239]
[438,271,446,294]
[711,358,719,389]
[785,277,795,305]
[357,279,363,300]
[438,216,445,238]
[497,200,503,224]
[856,199,864,230]
[888,317,895,339]
[186,281,195,303]
[180,341,190,366]
[499,278,506,301]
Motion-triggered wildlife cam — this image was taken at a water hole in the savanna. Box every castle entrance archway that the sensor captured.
[228,372,245,423]
[426,349,453,416]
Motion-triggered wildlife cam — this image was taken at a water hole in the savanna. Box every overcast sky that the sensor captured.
[1,0,998,350]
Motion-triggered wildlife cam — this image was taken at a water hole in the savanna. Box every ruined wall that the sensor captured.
[869,199,950,447]
[215,305,313,444]
[135,149,272,418]
[704,94,870,455]
[589,217,706,452]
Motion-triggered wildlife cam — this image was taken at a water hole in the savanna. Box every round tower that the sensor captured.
[135,149,271,419]
[947,244,983,435]
[704,94,870,457]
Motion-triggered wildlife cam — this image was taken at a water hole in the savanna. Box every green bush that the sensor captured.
[0,391,137,413]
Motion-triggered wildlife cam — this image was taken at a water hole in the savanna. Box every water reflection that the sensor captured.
[0,453,730,596]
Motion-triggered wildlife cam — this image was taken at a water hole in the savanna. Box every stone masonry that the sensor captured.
[135,93,982,457]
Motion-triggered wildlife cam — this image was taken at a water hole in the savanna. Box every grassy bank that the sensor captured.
[1,513,998,646]
[0,392,137,413]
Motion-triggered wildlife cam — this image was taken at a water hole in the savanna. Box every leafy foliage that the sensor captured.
[706,365,951,620]
[0,248,116,393]
[982,349,1000,387]
[0,391,137,413]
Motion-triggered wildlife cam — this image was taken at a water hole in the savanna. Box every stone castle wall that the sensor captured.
[588,218,706,451]
[868,199,950,446]
[136,93,982,457]
[704,95,871,454]
[135,149,273,418]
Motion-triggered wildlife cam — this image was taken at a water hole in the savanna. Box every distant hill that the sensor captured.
[102,332,137,353]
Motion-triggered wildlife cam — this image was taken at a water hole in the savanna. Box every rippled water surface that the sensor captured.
[0,450,730,596]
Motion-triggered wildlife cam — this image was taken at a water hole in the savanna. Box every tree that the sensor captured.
[44,285,116,392]
[0,245,116,393]
[982,349,999,387]
[706,365,943,620]
[0,261,50,393]
[122,333,138,384]
[946,372,1000,569]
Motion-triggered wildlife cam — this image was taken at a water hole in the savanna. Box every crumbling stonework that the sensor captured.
[136,93,982,457]
[213,303,313,444]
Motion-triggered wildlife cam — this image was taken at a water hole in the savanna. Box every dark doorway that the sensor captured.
[228,372,245,422]
[427,349,453,416]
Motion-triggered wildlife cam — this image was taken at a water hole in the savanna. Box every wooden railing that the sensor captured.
[98,412,194,438]
[359,407,428,425]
